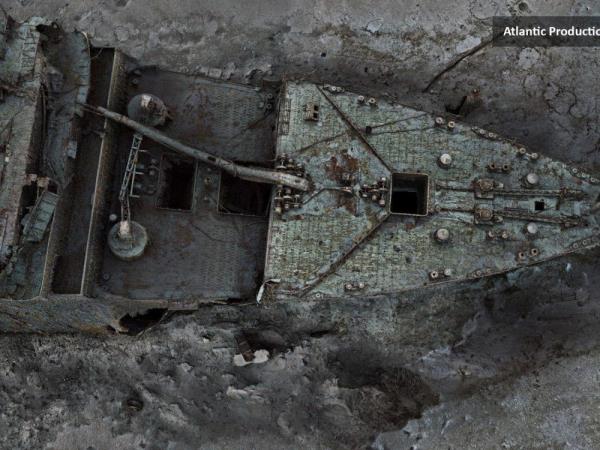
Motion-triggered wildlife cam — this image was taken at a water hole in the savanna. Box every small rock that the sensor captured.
[365,19,383,34]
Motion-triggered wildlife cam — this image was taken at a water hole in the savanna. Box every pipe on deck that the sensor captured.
[87,104,310,192]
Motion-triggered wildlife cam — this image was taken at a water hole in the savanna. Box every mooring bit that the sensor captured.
[83,104,311,192]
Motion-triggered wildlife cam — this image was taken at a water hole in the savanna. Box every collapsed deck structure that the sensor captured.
[0,14,598,333]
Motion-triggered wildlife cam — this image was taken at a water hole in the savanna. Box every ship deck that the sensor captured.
[96,69,275,300]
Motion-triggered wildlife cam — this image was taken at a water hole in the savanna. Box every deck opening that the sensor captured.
[535,200,545,211]
[390,173,429,216]
[119,308,167,335]
[20,184,38,218]
[157,154,196,211]
[218,172,271,216]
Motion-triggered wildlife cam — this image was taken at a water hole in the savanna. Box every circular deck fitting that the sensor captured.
[447,120,456,130]
[108,220,149,261]
[434,228,450,243]
[429,270,439,280]
[435,116,445,126]
[477,178,494,192]
[475,207,494,221]
[526,222,538,235]
[127,93,169,127]
[525,173,539,187]
[438,153,453,168]
[530,247,539,257]
[443,268,453,277]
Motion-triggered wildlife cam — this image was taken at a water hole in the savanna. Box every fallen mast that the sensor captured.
[83,104,311,192]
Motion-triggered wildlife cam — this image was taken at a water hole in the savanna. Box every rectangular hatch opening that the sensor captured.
[390,173,429,216]
[218,171,272,217]
[157,154,196,211]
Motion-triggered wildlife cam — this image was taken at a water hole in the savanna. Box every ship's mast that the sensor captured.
[82,102,310,192]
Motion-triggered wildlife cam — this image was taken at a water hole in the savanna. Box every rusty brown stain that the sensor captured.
[325,153,359,179]
[325,155,341,179]
[324,154,359,214]
[341,152,359,172]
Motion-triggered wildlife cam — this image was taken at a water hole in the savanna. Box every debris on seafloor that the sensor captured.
[233,350,270,367]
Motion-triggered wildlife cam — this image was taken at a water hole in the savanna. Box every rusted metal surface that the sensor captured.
[264,81,600,300]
